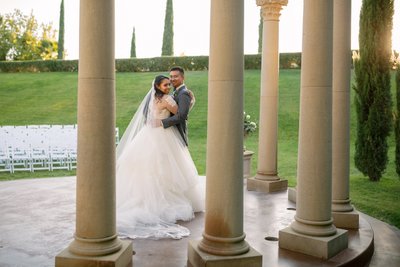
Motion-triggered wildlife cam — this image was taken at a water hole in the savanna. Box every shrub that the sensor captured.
[0,53,302,73]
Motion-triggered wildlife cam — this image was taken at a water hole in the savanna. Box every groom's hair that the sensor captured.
[170,66,184,75]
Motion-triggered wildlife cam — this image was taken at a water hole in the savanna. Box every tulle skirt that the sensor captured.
[116,125,204,239]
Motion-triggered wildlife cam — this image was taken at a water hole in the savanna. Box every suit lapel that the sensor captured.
[173,85,185,102]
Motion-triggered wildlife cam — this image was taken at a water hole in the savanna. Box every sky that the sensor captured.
[0,0,399,60]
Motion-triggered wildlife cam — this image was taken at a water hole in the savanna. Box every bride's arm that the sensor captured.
[164,95,178,114]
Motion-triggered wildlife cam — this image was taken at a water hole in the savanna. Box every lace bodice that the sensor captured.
[152,95,177,120]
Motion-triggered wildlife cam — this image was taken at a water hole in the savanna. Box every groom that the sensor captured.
[161,66,192,146]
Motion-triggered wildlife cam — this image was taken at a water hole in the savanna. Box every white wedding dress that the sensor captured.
[116,89,204,240]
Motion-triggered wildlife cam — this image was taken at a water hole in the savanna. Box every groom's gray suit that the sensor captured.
[162,85,191,146]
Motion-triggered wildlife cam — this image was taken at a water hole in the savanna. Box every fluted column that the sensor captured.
[247,0,288,193]
[188,0,261,266]
[279,0,348,259]
[55,0,132,266]
[332,0,359,229]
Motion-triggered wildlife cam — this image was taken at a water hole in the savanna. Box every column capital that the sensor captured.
[256,0,288,20]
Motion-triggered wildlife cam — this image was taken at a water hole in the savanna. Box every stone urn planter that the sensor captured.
[243,149,254,178]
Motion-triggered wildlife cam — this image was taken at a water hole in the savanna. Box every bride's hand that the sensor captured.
[188,90,195,110]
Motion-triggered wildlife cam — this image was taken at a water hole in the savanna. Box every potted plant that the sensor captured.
[243,111,257,178]
[243,111,257,149]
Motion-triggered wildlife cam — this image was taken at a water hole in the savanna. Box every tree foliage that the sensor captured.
[57,0,65,59]
[130,27,136,58]
[353,0,394,181]
[161,0,174,56]
[0,9,58,61]
[395,62,400,176]
[258,9,263,54]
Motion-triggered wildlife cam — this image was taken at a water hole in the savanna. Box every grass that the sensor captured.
[0,70,399,229]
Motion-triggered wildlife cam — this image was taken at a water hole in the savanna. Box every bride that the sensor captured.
[115,74,204,239]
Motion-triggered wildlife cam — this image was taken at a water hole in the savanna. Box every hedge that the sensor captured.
[0,53,302,73]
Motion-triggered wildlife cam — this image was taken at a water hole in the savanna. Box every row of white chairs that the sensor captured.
[0,125,120,173]
[0,146,77,173]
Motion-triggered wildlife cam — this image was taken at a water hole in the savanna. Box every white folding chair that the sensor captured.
[49,147,70,171]
[31,147,51,172]
[67,149,77,170]
[0,145,12,173]
[10,146,32,172]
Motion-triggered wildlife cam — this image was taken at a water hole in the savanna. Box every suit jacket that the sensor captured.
[162,85,191,146]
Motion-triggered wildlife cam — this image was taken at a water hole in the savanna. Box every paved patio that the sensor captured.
[0,176,399,266]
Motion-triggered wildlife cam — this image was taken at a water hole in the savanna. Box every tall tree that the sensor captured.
[161,0,174,56]
[57,0,64,59]
[40,23,58,60]
[258,9,263,54]
[130,26,136,58]
[0,9,58,60]
[0,15,12,60]
[353,0,394,181]
[395,61,400,176]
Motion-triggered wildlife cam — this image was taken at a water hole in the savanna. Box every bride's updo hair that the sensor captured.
[154,75,169,101]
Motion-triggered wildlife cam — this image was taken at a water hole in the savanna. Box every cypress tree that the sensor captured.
[161,0,174,56]
[130,27,136,58]
[395,64,400,176]
[57,0,64,59]
[353,0,394,181]
[258,9,263,54]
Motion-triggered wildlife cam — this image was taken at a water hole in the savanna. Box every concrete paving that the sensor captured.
[0,176,399,267]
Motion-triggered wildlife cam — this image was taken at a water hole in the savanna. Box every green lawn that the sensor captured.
[0,70,399,229]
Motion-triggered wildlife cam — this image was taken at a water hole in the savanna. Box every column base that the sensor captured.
[288,187,296,203]
[188,240,262,267]
[247,177,288,193]
[279,227,348,260]
[332,209,359,229]
[55,240,132,267]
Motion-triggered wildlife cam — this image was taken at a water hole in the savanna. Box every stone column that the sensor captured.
[247,0,288,193]
[188,0,261,266]
[279,0,348,260]
[55,0,132,266]
[332,0,359,229]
